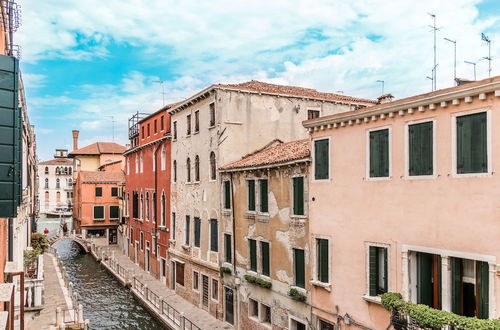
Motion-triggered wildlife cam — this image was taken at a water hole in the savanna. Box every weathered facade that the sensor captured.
[220,140,312,329]
[168,80,374,322]
[303,76,500,329]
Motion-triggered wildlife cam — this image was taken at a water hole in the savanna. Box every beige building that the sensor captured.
[167,80,375,322]
[220,140,311,329]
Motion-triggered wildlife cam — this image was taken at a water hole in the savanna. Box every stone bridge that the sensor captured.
[47,231,89,253]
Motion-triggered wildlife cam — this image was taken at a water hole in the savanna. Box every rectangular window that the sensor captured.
[225,287,234,325]
[308,109,320,120]
[210,219,218,252]
[409,121,433,176]
[314,139,329,180]
[369,129,390,178]
[319,320,334,330]
[175,262,184,286]
[187,114,191,135]
[457,112,487,174]
[109,206,119,219]
[160,116,164,131]
[261,241,270,276]
[294,248,305,288]
[247,180,255,211]
[293,176,305,215]
[173,121,177,140]
[172,212,176,240]
[317,238,329,283]
[368,246,388,296]
[223,180,231,209]
[154,119,157,134]
[111,187,118,197]
[249,298,259,318]
[290,318,307,330]
[185,215,190,245]
[249,239,257,272]
[212,279,218,301]
[209,103,215,127]
[259,179,268,213]
[224,234,232,263]
[261,304,271,325]
[194,110,199,133]
[140,232,144,250]
[192,271,199,291]
[95,187,102,197]
[141,126,144,139]
[147,123,150,136]
[93,206,104,219]
[194,217,201,248]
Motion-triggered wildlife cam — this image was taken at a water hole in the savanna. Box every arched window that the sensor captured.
[152,192,156,223]
[135,155,138,174]
[140,194,144,219]
[64,167,68,174]
[146,192,150,221]
[161,192,166,227]
[56,167,60,175]
[56,191,61,200]
[210,152,216,180]
[140,153,144,173]
[186,158,191,182]
[69,167,72,175]
[68,178,72,188]
[44,178,49,189]
[161,147,166,171]
[173,160,177,182]
[56,178,60,189]
[195,155,200,182]
[45,191,49,199]
[44,166,49,174]
[127,159,130,175]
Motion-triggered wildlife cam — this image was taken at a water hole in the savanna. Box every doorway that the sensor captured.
[224,287,234,325]
[109,229,117,244]
[135,243,139,264]
[160,258,166,284]
[202,275,209,310]
[170,261,176,290]
[146,242,150,272]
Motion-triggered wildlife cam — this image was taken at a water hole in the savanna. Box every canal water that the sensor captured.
[54,240,164,329]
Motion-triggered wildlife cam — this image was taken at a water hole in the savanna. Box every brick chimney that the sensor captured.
[72,130,79,151]
[377,93,395,104]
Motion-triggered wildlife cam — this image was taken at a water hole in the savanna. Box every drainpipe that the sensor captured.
[8,217,13,261]
[229,172,240,329]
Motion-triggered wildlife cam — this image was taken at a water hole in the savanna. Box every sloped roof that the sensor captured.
[68,142,126,157]
[220,139,310,171]
[39,158,73,165]
[79,171,125,183]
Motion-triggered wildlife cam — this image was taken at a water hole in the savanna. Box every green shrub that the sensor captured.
[220,266,232,274]
[31,233,49,251]
[288,288,306,302]
[244,274,272,289]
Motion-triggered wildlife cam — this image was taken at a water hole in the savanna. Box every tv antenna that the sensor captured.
[154,80,166,106]
[376,80,385,95]
[444,37,457,85]
[464,60,477,80]
[481,33,492,77]
[428,13,440,91]
[107,115,115,142]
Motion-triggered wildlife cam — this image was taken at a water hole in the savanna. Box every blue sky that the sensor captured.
[16,0,500,160]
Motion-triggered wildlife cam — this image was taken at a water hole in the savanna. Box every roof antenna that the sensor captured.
[464,60,477,80]
[107,115,115,142]
[154,80,166,106]
[443,38,457,85]
[428,13,440,91]
[481,33,492,78]
[376,80,385,95]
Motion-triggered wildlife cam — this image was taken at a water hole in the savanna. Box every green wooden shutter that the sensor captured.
[261,242,270,276]
[294,249,305,288]
[409,122,433,176]
[194,217,201,248]
[477,261,489,319]
[369,246,378,296]
[370,129,389,177]
[249,239,257,271]
[457,113,487,174]
[260,179,268,212]
[383,248,388,293]
[248,180,255,211]
[317,239,329,283]
[293,177,304,215]
[224,181,231,209]
[417,252,433,307]
[224,234,231,263]
[314,139,329,180]
[185,216,190,245]
[210,219,218,252]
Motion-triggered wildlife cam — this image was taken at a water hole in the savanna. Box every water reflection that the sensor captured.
[55,240,164,330]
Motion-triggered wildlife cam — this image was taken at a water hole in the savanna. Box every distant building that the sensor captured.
[69,130,126,243]
[38,149,74,215]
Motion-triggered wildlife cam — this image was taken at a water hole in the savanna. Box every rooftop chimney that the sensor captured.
[377,93,395,104]
[455,78,474,86]
[72,130,79,151]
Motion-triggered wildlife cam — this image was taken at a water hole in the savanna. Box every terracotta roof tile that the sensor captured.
[79,171,125,183]
[68,142,126,156]
[39,158,73,165]
[220,139,310,171]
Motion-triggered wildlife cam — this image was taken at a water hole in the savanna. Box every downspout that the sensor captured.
[153,139,164,277]
[229,172,240,329]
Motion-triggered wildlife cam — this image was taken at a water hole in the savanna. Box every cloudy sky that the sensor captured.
[16,0,500,160]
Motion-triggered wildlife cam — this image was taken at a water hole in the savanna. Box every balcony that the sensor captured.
[128,112,150,140]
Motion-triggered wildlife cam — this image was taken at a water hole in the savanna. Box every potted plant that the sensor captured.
[24,249,40,277]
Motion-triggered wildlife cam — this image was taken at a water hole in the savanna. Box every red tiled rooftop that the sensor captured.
[68,142,126,156]
[220,139,310,171]
[39,158,73,165]
[79,171,125,183]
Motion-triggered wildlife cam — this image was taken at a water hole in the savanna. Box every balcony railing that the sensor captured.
[24,254,44,310]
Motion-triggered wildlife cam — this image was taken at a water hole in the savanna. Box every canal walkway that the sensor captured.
[94,245,231,330]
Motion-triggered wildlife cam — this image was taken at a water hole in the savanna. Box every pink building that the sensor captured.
[303,77,500,329]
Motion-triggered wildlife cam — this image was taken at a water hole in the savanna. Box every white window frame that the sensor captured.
[365,126,392,181]
[93,205,105,220]
[312,136,331,182]
[404,118,437,180]
[289,315,308,330]
[211,278,219,302]
[248,298,259,321]
[161,147,166,171]
[109,205,120,220]
[140,153,144,173]
[192,270,199,292]
[363,242,390,302]
[311,234,331,290]
[451,108,492,178]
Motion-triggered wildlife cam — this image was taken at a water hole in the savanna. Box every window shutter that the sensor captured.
[457,113,487,174]
[294,249,305,288]
[369,246,378,296]
[224,181,231,209]
[383,248,388,293]
[224,234,231,263]
[260,179,268,213]
[185,216,190,245]
[370,130,389,177]
[293,177,304,215]
[450,257,461,314]
[248,180,255,211]
[409,122,433,176]
[314,139,329,180]
[210,219,218,252]
[194,217,201,248]
[417,252,434,307]
[249,239,257,271]
[318,239,329,283]
[476,261,489,319]
[261,242,270,276]
[369,132,378,177]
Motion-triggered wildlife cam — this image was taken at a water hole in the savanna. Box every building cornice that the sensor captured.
[123,135,170,156]
[219,158,310,173]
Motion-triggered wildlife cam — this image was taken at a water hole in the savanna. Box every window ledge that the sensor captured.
[290,286,307,294]
[182,245,191,251]
[194,131,199,135]
[290,215,307,220]
[362,295,382,304]
[158,226,168,232]
[222,210,231,216]
[310,280,331,291]
[208,125,216,130]
[451,172,492,179]
[365,176,392,181]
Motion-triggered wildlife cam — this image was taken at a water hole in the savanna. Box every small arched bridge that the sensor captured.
[48,232,89,253]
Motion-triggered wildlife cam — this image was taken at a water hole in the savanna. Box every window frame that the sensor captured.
[192,270,199,292]
[312,137,331,181]
[109,205,120,220]
[211,278,219,302]
[194,110,200,133]
[185,215,190,246]
[258,178,269,214]
[291,175,306,217]
[289,315,308,330]
[224,233,232,264]
[246,179,256,212]
[364,242,390,299]
[95,187,103,197]
[404,118,437,179]
[307,108,321,120]
[223,180,231,210]
[366,126,392,181]
[209,102,216,127]
[186,114,191,136]
[209,218,218,252]
[293,247,306,289]
[173,121,177,140]
[311,235,331,289]
[93,205,105,220]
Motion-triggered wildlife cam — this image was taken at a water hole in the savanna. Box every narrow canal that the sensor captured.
[54,240,164,329]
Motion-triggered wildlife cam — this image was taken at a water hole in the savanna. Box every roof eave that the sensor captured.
[219,157,310,173]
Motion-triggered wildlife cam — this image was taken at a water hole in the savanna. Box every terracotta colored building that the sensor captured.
[220,140,311,329]
[69,131,126,243]
[125,109,171,283]
[303,76,500,329]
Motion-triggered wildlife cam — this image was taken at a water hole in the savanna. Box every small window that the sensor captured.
[368,246,388,296]
[290,318,307,330]
[175,262,185,286]
[212,279,218,301]
[161,148,166,171]
[173,160,177,182]
[314,139,329,180]
[409,121,433,176]
[317,238,329,283]
[209,152,216,180]
[194,155,200,181]
[249,298,259,319]
[187,114,191,135]
[44,166,49,174]
[261,241,270,276]
[247,180,256,211]
[259,179,268,213]
[457,112,487,174]
[224,234,232,264]
[111,187,118,197]
[223,180,231,209]
[292,176,304,215]
[140,232,144,250]
[147,123,150,137]
[308,109,320,120]
[194,217,201,248]
[294,248,305,288]
[369,129,390,178]
[185,215,190,245]
[172,212,176,240]
[193,271,199,291]
[154,119,157,134]
[95,187,103,197]
[56,178,60,188]
[210,219,218,252]
[141,126,145,139]
[173,121,177,140]
[261,304,271,325]
[160,116,164,131]
[319,320,334,330]
[209,103,215,127]
[194,110,199,133]
[249,239,257,272]
[94,206,104,219]
[186,158,191,182]
[109,205,120,219]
